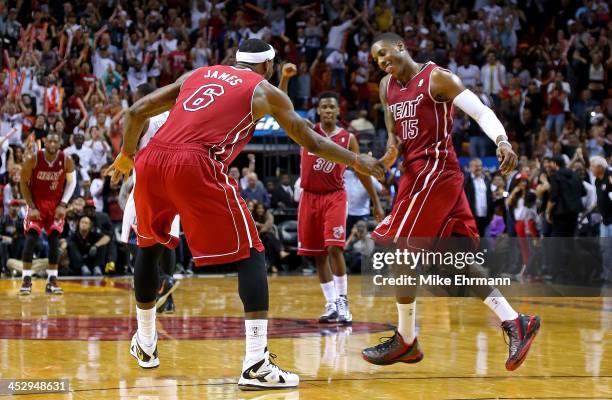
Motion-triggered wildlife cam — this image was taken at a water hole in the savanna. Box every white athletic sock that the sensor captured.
[320,281,337,304]
[333,274,348,297]
[46,269,58,280]
[22,269,32,278]
[136,306,156,347]
[484,289,519,322]
[245,319,268,363]
[397,302,416,344]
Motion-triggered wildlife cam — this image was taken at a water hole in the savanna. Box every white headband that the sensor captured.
[235,46,275,64]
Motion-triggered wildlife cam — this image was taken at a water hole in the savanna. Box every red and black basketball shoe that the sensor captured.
[502,313,541,371]
[362,331,424,365]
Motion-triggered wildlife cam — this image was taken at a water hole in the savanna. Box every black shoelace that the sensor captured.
[374,334,397,352]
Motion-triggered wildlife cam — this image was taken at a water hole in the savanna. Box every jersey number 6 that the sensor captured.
[183,84,225,112]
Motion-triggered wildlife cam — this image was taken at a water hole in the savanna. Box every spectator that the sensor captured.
[67,215,106,276]
[345,220,375,273]
[506,57,530,89]
[269,173,295,209]
[507,174,538,273]
[456,56,481,88]
[546,156,584,281]
[83,198,115,272]
[590,156,612,283]
[64,132,94,173]
[545,80,568,138]
[242,172,270,208]
[464,158,494,237]
[3,167,23,216]
[252,203,287,272]
[349,110,376,141]
[480,51,506,106]
[84,126,111,172]
[238,154,256,190]
[345,168,383,234]
[0,200,25,273]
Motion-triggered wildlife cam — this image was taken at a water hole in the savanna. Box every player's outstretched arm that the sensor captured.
[105,71,194,184]
[430,68,517,176]
[378,75,400,169]
[253,81,384,180]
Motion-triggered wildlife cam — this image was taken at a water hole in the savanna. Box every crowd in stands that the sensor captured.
[0,0,610,284]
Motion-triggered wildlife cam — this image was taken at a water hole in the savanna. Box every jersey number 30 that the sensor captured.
[183,84,225,111]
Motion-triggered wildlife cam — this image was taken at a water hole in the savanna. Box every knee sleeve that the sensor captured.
[237,248,269,313]
[134,244,165,303]
[47,231,60,265]
[159,247,176,278]
[22,230,39,264]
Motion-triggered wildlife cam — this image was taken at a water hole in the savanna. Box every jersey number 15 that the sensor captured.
[400,119,419,140]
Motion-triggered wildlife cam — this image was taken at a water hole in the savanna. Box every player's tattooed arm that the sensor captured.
[430,68,517,175]
[349,134,384,223]
[254,81,384,180]
[379,75,400,169]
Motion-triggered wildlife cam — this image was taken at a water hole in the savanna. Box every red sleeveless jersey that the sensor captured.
[300,123,350,193]
[386,62,460,175]
[153,65,266,166]
[30,150,66,205]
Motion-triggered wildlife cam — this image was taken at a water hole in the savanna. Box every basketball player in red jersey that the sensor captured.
[106,39,384,390]
[361,33,540,371]
[297,91,384,324]
[19,132,76,295]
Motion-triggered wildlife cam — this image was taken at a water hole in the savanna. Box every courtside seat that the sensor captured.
[278,220,298,252]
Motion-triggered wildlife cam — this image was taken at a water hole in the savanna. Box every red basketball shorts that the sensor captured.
[133,139,263,266]
[297,189,348,256]
[372,166,478,247]
[24,200,65,235]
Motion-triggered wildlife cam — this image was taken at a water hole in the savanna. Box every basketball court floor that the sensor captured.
[0,275,610,399]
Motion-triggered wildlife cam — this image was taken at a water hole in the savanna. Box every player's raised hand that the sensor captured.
[497,142,517,176]
[105,151,135,184]
[281,63,298,78]
[353,153,385,181]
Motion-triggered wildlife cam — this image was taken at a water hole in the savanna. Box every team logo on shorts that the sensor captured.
[380,215,392,226]
[333,226,344,239]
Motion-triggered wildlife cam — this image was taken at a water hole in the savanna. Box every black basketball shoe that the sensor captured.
[502,313,541,371]
[362,331,424,365]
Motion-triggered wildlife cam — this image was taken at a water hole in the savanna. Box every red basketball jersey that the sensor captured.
[386,62,460,174]
[153,65,265,166]
[300,123,350,193]
[30,150,66,205]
